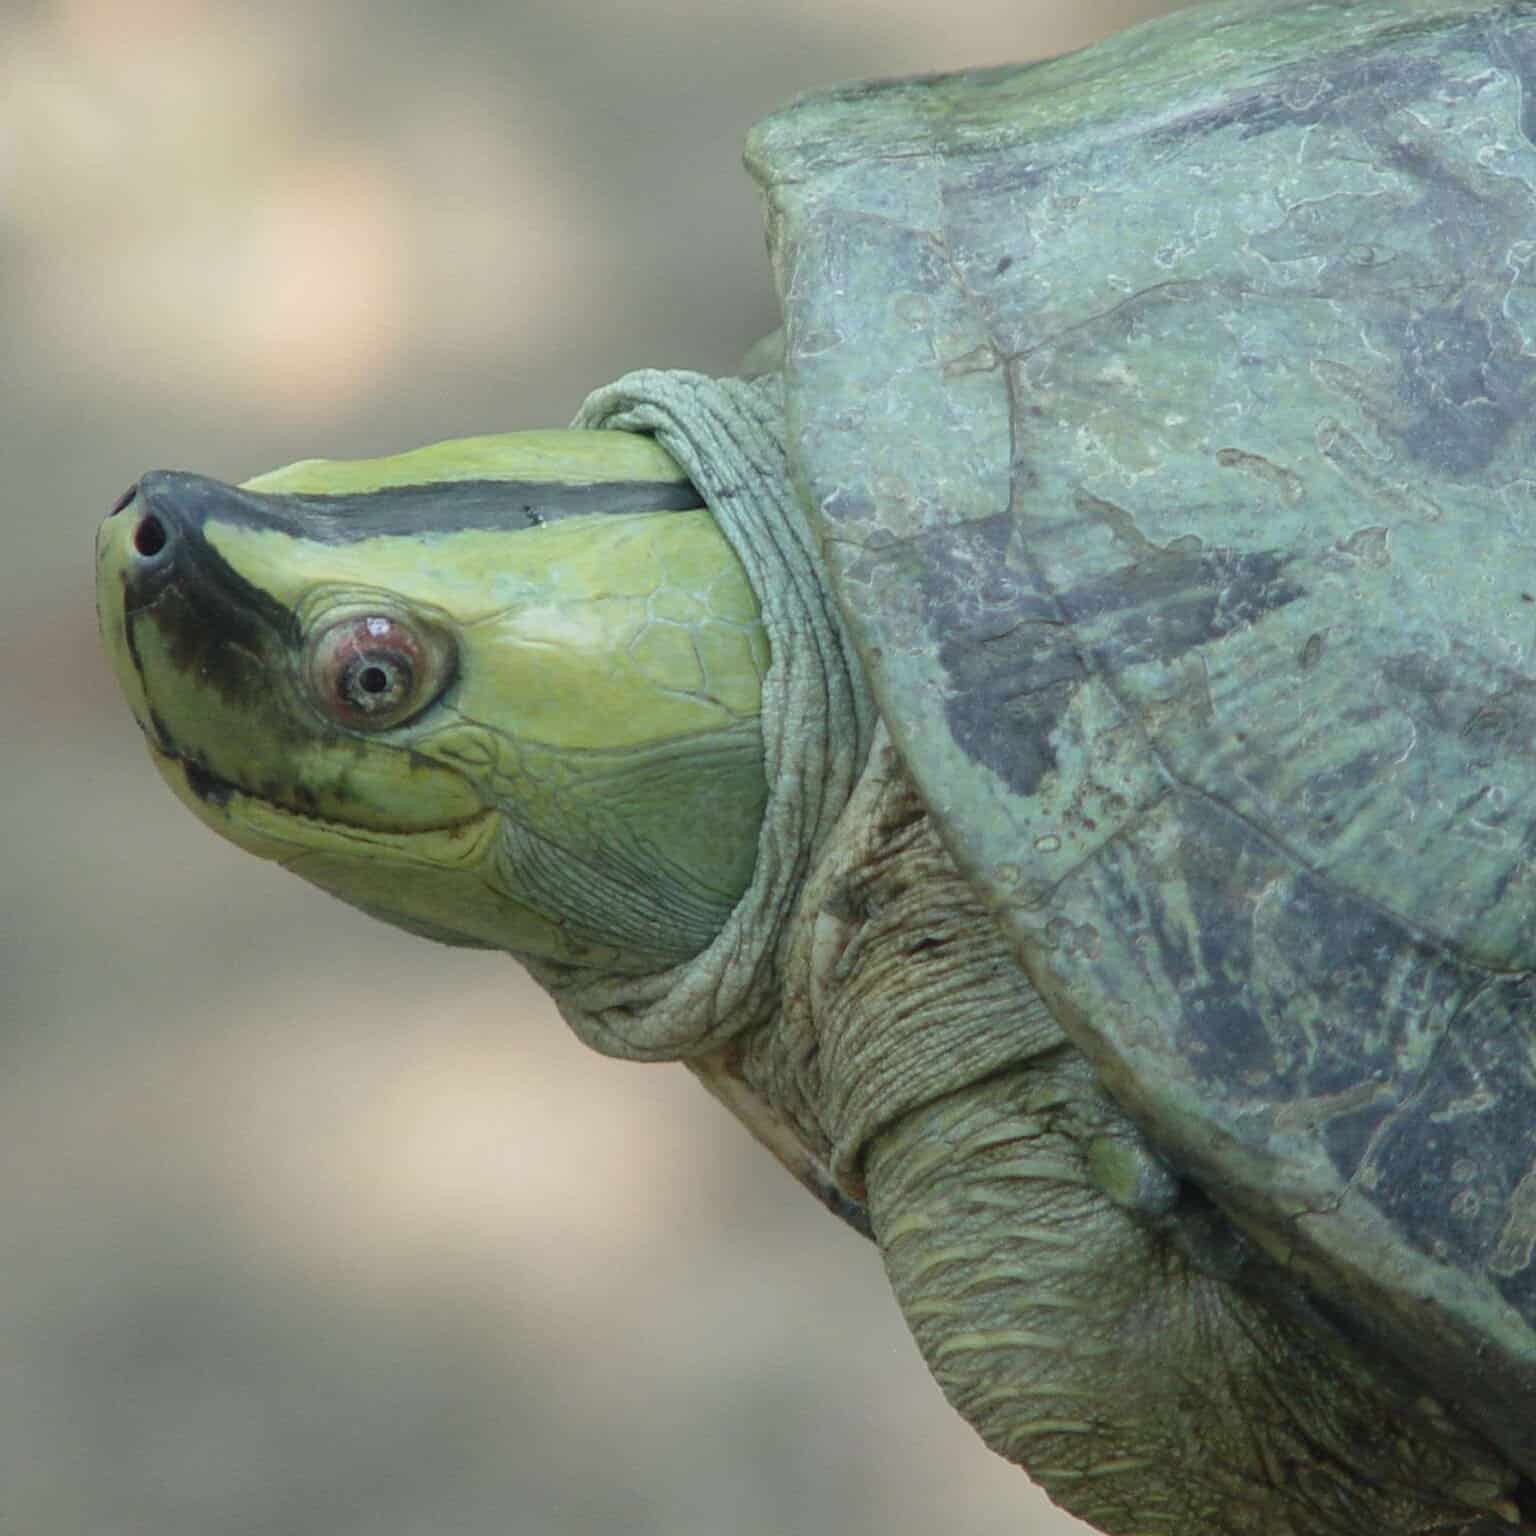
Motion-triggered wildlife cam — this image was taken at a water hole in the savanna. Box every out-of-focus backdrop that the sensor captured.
[8,2,1184,1531]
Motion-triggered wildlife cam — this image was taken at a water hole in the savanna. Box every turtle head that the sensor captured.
[95,431,770,973]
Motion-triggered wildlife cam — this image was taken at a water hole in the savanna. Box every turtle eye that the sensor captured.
[307,613,451,730]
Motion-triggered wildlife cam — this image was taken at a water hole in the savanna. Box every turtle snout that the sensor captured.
[102,470,241,616]
[106,474,186,582]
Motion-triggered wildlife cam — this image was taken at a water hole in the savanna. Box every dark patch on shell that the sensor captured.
[912,516,1084,799]
[1061,544,1304,670]
[1397,299,1536,477]
[1110,17,1536,482]
[756,0,1536,1484]
[1141,26,1446,149]
[916,513,1303,799]
[1363,973,1536,1318]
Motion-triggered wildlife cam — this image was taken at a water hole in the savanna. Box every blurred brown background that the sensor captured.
[7,1,1182,1531]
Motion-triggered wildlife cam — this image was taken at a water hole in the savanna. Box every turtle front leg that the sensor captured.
[864,1053,1520,1536]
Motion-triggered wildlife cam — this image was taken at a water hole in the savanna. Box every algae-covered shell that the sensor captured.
[750,0,1536,1479]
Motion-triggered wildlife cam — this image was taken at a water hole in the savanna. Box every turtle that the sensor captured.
[93,0,1536,1530]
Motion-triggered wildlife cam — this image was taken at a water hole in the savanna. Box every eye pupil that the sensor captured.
[343,656,405,710]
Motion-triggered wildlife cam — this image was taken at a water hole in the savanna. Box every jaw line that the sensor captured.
[149,744,498,860]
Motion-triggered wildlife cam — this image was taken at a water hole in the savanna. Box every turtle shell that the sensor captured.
[749,0,1536,1478]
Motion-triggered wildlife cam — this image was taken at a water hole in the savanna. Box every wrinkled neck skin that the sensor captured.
[526,370,873,1065]
[547,369,1525,1533]
[725,729,1526,1536]
[691,724,1061,1234]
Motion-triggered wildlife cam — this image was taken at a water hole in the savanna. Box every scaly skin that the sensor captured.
[95,431,768,970]
[868,1066,1521,1535]
[96,429,1530,1534]
[772,740,1524,1534]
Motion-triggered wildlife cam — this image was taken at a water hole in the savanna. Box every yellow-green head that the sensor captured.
[95,430,769,972]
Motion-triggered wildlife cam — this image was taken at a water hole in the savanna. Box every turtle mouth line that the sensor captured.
[154,747,489,840]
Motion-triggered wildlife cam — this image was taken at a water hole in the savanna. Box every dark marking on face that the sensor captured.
[181,756,233,809]
[130,468,702,547]
[143,706,176,759]
[121,475,301,712]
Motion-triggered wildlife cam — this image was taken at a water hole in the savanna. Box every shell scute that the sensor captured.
[755,0,1536,1476]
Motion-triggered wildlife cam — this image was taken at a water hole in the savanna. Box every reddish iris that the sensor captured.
[311,614,425,727]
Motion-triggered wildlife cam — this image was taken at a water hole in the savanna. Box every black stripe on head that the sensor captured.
[116,467,706,740]
[153,473,703,544]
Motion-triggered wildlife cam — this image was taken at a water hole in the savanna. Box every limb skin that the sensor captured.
[868,1063,1521,1535]
[98,421,1531,1533]
[758,734,1525,1535]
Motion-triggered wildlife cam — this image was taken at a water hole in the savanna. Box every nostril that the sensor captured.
[133,514,168,559]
